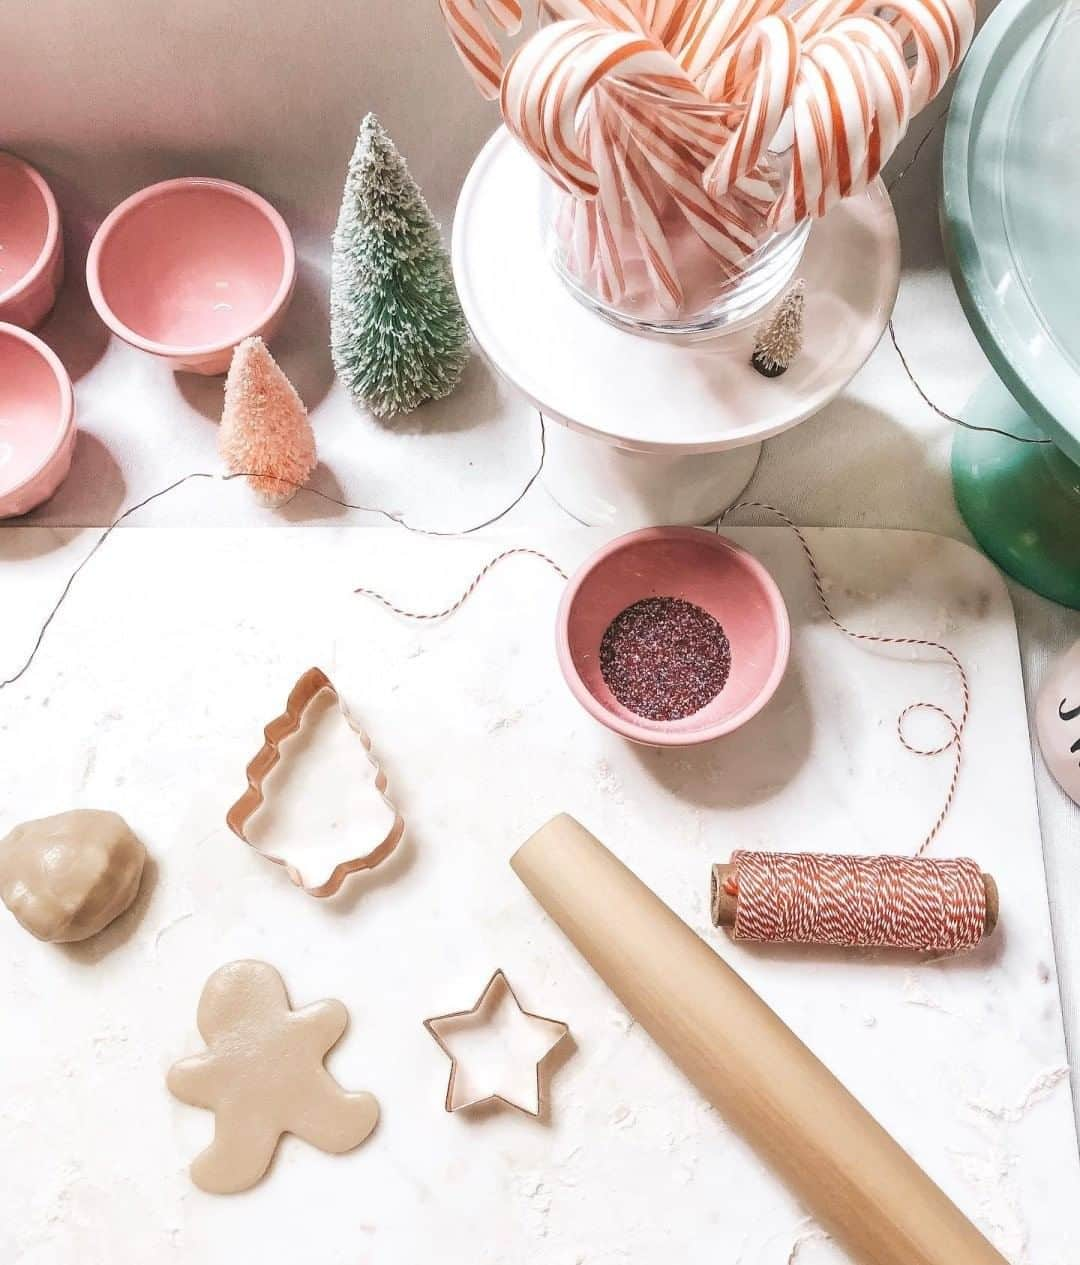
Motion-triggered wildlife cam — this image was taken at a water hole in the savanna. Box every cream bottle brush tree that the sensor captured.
[330,113,470,419]
[751,280,805,379]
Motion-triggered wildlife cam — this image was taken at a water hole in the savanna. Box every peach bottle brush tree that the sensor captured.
[219,337,317,505]
[331,113,470,418]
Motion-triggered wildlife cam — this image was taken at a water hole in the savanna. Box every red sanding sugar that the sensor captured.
[599,596,732,722]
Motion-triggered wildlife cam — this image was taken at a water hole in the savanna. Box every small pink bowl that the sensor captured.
[557,527,790,746]
[0,153,64,330]
[0,323,77,518]
[86,177,296,375]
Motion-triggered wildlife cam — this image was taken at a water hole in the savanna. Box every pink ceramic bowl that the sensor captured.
[556,526,790,746]
[0,323,77,518]
[86,177,296,375]
[0,153,64,329]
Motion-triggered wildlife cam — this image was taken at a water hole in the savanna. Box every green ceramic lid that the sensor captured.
[942,0,1080,466]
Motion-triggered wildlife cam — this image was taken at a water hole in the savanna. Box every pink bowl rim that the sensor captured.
[85,176,297,359]
[0,321,76,493]
[0,153,62,310]
[555,525,792,746]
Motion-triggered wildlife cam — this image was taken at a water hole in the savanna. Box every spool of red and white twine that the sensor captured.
[711,852,997,952]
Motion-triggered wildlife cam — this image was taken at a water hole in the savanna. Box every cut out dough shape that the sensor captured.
[167,960,379,1193]
[0,809,145,942]
[226,667,404,896]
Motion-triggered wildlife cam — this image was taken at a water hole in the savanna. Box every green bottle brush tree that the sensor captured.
[331,113,470,419]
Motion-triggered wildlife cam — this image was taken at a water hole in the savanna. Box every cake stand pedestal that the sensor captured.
[952,377,1080,609]
[453,129,901,528]
[942,0,1080,608]
[543,427,763,527]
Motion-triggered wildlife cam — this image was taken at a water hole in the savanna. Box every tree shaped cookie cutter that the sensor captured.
[226,667,404,897]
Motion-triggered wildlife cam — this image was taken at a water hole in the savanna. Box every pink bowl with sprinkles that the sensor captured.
[556,526,790,746]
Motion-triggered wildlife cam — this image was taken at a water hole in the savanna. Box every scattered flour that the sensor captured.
[949,1067,1071,1262]
[902,970,956,1016]
[609,1009,635,1035]
[949,1135,1028,1261]
[968,1066,1069,1124]
[594,759,624,802]
[785,1221,831,1263]
[153,911,194,953]
[92,1023,130,1058]
[487,708,524,734]
[515,1172,553,1239]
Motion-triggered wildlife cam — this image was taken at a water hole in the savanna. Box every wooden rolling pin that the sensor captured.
[511,815,1008,1265]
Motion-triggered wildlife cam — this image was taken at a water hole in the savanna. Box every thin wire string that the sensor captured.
[884,113,1052,445]
[884,109,948,196]
[887,320,1051,444]
[0,414,549,691]
[717,502,967,855]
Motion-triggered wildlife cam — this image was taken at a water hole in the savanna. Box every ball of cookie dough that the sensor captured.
[0,810,146,942]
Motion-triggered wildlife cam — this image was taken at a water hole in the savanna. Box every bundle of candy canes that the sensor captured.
[439,0,974,310]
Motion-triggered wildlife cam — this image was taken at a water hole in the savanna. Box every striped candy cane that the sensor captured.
[501,18,700,196]
[677,0,785,80]
[597,106,685,310]
[438,0,523,100]
[832,16,912,188]
[876,0,972,113]
[436,0,979,304]
[701,15,800,200]
[539,0,647,31]
[605,90,758,263]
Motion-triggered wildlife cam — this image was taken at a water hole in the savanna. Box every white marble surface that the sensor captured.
[1,2,1079,1257]
[0,524,1077,1264]
[7,117,1078,1138]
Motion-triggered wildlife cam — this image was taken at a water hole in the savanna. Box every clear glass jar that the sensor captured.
[542,77,808,340]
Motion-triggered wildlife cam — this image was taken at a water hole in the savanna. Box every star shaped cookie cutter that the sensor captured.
[423,969,570,1117]
[225,667,404,897]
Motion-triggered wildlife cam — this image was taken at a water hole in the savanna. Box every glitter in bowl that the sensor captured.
[598,596,732,722]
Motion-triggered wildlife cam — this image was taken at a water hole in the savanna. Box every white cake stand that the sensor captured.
[453,129,901,527]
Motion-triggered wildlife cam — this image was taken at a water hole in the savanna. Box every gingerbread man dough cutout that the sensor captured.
[167,960,379,1193]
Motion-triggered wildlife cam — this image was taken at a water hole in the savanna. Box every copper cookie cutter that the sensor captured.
[226,667,404,897]
[423,969,570,1117]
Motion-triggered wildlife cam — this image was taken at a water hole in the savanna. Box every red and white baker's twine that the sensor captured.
[353,548,568,621]
[725,851,986,950]
[720,501,968,857]
[439,0,975,308]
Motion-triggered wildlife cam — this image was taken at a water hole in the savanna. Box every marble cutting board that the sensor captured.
[0,524,1076,1265]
